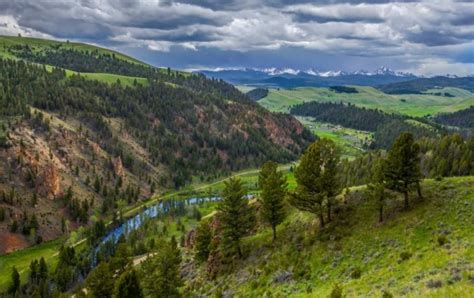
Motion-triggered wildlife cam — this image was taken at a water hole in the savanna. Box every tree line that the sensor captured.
[290,101,442,148]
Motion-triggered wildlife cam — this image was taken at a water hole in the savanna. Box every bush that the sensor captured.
[382,289,393,298]
[328,283,343,298]
[437,235,448,246]
[399,251,412,262]
[426,279,442,288]
[350,267,362,279]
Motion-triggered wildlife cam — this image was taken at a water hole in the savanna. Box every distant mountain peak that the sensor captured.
[198,66,415,78]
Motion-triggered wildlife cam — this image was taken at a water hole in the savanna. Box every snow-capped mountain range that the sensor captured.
[198,66,415,77]
[197,66,419,88]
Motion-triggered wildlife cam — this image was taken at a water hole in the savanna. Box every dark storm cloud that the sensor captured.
[163,0,421,10]
[406,30,474,47]
[289,12,384,24]
[0,0,472,76]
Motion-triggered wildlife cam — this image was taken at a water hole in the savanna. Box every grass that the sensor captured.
[0,239,62,290]
[65,69,149,87]
[0,35,189,86]
[190,176,474,297]
[259,86,474,117]
[0,35,144,65]
[296,117,371,159]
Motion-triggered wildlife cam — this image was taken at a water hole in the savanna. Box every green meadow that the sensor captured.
[259,86,474,117]
[0,239,62,290]
[296,117,371,159]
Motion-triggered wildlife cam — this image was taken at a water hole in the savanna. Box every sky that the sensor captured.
[0,0,473,76]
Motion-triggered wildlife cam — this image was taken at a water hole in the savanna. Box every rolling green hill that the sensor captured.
[259,86,474,117]
[0,35,176,86]
[0,35,143,64]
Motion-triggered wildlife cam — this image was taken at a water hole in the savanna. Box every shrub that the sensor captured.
[350,267,362,279]
[399,251,412,262]
[426,279,442,288]
[437,235,448,246]
[382,289,393,298]
[328,283,343,298]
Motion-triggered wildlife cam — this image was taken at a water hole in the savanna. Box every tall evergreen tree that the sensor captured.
[142,237,182,297]
[195,220,212,262]
[114,269,143,298]
[9,266,20,295]
[368,159,388,223]
[384,132,422,209]
[318,140,340,222]
[217,178,255,258]
[86,262,114,298]
[289,139,339,227]
[258,161,287,241]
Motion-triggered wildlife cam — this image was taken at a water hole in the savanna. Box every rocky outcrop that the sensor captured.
[36,163,60,199]
[112,156,124,177]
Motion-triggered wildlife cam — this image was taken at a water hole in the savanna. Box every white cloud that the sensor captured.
[402,58,474,77]
[0,15,53,39]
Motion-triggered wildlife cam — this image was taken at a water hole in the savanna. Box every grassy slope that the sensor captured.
[192,176,474,297]
[0,239,61,289]
[0,35,183,86]
[0,35,143,64]
[259,86,474,117]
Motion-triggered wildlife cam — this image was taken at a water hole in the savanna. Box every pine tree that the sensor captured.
[142,237,182,297]
[384,132,422,209]
[318,140,340,222]
[9,266,20,294]
[86,262,114,298]
[368,159,388,223]
[195,220,212,262]
[114,269,143,298]
[258,161,287,241]
[289,139,339,227]
[217,178,255,258]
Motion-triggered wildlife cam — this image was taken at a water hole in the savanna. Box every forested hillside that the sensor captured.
[0,37,313,253]
[5,132,471,297]
[290,101,442,148]
[378,76,474,94]
[435,106,474,129]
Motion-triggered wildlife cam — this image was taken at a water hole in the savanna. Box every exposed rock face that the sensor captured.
[36,163,60,199]
[264,118,295,147]
[112,156,124,177]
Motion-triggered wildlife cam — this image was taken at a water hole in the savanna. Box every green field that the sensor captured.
[259,86,474,117]
[0,239,62,290]
[192,176,474,297]
[296,117,371,159]
[63,68,149,87]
